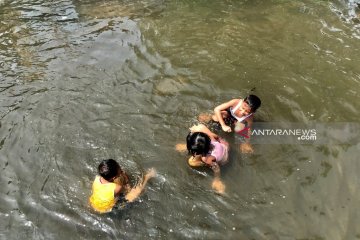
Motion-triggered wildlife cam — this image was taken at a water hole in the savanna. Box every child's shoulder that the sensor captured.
[230,98,242,101]
[228,98,242,105]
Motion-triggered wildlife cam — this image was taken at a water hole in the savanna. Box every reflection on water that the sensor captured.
[0,0,359,239]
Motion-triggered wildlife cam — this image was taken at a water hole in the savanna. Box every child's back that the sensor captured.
[89,159,126,213]
[89,175,118,213]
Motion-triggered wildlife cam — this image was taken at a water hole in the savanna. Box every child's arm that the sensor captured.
[210,163,225,194]
[125,168,156,202]
[114,184,123,196]
[121,171,129,182]
[189,124,218,141]
[114,171,131,192]
[211,177,225,194]
[202,156,222,180]
[210,161,220,178]
[201,156,225,194]
[214,99,239,132]
[201,155,217,166]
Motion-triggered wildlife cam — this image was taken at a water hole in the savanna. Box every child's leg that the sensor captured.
[234,122,246,133]
[198,110,229,123]
[198,112,213,123]
[240,142,254,153]
[175,143,187,152]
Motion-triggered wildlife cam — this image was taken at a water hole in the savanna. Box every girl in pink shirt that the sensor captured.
[186,124,229,194]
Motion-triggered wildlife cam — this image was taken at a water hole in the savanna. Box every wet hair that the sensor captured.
[98,159,121,182]
[186,132,211,156]
[244,94,261,112]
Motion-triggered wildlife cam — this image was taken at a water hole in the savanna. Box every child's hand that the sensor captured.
[221,125,231,132]
[240,142,254,153]
[145,168,157,179]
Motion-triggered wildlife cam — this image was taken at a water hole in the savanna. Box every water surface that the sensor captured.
[0,0,359,239]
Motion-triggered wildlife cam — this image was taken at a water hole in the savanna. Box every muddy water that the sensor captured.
[0,0,359,239]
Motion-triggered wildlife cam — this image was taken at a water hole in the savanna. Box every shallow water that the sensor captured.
[0,0,359,239]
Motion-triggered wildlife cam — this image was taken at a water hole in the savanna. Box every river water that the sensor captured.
[0,0,359,239]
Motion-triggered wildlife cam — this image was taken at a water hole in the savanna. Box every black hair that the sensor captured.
[98,159,121,182]
[244,94,261,112]
[186,132,211,156]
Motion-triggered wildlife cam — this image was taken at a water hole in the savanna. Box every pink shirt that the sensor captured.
[210,139,229,165]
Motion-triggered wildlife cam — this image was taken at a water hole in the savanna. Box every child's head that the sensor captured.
[98,159,121,182]
[186,132,211,156]
[244,94,261,113]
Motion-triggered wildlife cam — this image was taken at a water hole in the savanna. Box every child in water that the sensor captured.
[199,94,261,153]
[185,124,229,194]
[89,159,156,213]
